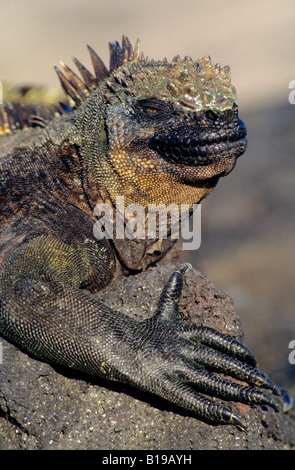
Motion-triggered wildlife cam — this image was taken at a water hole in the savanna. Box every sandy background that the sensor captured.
[1,0,295,394]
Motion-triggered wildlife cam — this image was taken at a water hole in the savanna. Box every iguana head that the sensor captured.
[56,37,247,208]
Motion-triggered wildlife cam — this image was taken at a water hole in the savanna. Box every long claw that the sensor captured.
[155,263,192,322]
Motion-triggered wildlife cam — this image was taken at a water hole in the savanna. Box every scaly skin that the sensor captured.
[0,37,280,429]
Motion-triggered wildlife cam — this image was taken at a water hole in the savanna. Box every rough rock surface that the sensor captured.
[0,265,294,450]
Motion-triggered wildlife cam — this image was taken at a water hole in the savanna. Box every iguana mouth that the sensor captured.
[149,120,247,166]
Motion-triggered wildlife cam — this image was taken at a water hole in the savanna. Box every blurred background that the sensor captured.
[1,0,295,393]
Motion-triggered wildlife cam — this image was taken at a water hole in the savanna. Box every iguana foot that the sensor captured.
[131,264,280,430]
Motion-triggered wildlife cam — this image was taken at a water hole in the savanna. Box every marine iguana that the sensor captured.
[0,36,280,429]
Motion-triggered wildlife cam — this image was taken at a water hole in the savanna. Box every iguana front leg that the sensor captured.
[0,234,279,430]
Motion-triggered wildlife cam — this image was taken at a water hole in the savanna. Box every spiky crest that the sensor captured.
[0,36,141,135]
[0,102,65,136]
[54,35,142,106]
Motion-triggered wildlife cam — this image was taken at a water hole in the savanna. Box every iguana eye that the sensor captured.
[135,99,173,122]
[146,107,158,115]
[141,104,163,118]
